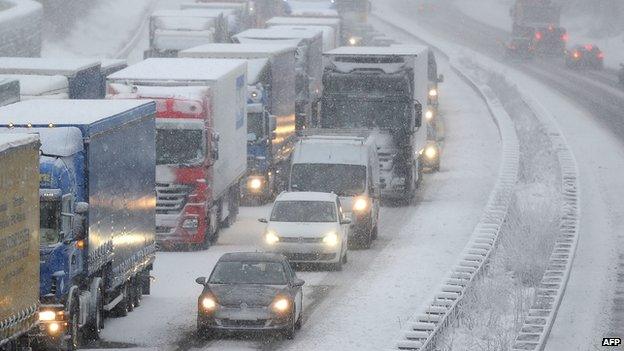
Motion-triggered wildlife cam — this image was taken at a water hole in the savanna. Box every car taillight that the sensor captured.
[535,31,542,41]
[573,51,581,59]
[597,52,604,59]
[561,33,569,42]
[584,44,593,51]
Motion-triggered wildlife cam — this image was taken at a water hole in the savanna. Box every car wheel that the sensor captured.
[282,312,296,340]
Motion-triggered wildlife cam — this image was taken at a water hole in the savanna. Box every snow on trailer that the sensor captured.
[107,58,248,248]
[0,78,19,106]
[268,24,337,51]
[267,16,342,48]
[0,57,102,99]
[0,74,69,100]
[180,2,248,34]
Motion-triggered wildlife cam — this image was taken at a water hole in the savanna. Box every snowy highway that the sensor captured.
[80,15,503,351]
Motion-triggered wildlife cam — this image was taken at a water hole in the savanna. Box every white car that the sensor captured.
[259,192,351,270]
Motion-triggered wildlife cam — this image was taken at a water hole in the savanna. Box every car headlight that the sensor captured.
[353,197,370,212]
[271,297,291,314]
[429,88,438,97]
[265,231,280,245]
[425,109,434,121]
[424,146,438,160]
[182,218,199,230]
[39,310,56,321]
[201,296,217,311]
[247,177,263,191]
[322,232,339,247]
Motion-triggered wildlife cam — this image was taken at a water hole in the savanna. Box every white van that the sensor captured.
[289,130,380,248]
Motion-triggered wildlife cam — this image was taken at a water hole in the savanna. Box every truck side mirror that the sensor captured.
[414,102,423,128]
[438,74,445,83]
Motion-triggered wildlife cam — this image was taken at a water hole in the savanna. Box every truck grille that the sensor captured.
[156,183,191,214]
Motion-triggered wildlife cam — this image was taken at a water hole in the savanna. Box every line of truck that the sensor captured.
[0,1,444,349]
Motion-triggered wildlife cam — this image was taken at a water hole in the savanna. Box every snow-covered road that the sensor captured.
[371,0,624,349]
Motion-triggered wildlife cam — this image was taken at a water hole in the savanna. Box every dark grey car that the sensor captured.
[195,253,305,339]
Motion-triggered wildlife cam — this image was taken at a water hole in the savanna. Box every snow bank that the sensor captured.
[0,0,42,57]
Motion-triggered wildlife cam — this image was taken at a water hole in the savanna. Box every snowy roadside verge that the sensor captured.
[372,3,579,350]
[369,11,520,351]
[0,0,42,57]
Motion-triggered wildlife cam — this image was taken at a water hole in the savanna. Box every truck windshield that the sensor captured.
[270,201,337,223]
[248,113,265,143]
[290,164,366,196]
[157,129,204,165]
[40,200,61,245]
[321,96,411,130]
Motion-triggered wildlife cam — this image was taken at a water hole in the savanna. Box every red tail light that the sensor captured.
[573,51,581,59]
[584,44,593,51]
[561,33,569,42]
[535,31,543,41]
[597,52,604,59]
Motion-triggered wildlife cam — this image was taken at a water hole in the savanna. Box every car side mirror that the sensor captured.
[195,277,207,285]
[258,218,268,223]
[293,278,305,287]
[437,74,444,83]
[340,218,352,225]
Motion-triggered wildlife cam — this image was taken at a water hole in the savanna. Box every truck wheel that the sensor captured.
[133,278,143,308]
[141,269,151,295]
[65,295,81,350]
[84,278,104,340]
[126,281,135,312]
[112,283,129,317]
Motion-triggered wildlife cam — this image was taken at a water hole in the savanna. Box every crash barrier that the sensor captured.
[0,0,42,57]
[370,14,520,351]
[510,90,580,351]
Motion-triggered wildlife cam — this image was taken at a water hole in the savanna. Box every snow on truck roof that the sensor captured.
[180,2,246,10]
[0,74,68,96]
[0,133,39,154]
[276,191,338,203]
[108,58,246,82]
[0,57,100,75]
[247,59,269,84]
[180,43,297,58]
[235,27,322,41]
[326,45,429,56]
[266,17,340,26]
[0,100,153,125]
[152,9,226,18]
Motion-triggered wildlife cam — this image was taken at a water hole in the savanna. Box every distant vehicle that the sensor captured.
[195,252,305,339]
[289,131,380,248]
[510,0,566,55]
[565,44,604,69]
[505,36,535,60]
[0,78,19,106]
[260,192,351,270]
[420,140,441,172]
[618,64,624,86]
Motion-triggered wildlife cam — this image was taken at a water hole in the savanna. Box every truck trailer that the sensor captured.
[0,57,103,99]
[234,27,323,131]
[0,99,157,350]
[0,134,40,351]
[267,16,341,48]
[0,74,69,100]
[180,2,251,36]
[510,0,566,55]
[146,9,229,58]
[179,43,297,202]
[107,58,247,249]
[0,78,19,106]
[321,46,429,202]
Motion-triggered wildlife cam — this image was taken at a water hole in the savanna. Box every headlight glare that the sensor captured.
[39,310,56,321]
[48,322,61,334]
[201,296,217,310]
[429,88,438,97]
[248,177,263,190]
[353,197,369,212]
[425,109,434,121]
[425,146,438,160]
[265,231,280,245]
[322,232,339,247]
[272,297,290,313]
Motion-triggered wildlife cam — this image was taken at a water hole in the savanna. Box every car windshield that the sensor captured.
[270,200,337,223]
[209,261,287,285]
[290,164,366,196]
[40,200,62,246]
[156,129,204,165]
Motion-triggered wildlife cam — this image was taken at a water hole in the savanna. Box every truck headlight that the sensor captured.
[247,177,263,191]
[353,197,370,212]
[48,322,61,335]
[322,232,339,247]
[424,145,438,160]
[429,88,438,97]
[425,109,435,121]
[265,231,280,245]
[39,310,56,321]
[182,218,199,229]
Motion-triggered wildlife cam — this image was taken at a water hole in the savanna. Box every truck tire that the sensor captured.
[112,283,129,317]
[65,293,81,351]
[84,278,104,340]
[140,269,151,295]
[132,278,142,308]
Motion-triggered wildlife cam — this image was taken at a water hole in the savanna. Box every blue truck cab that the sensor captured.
[0,99,156,349]
[0,57,104,99]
